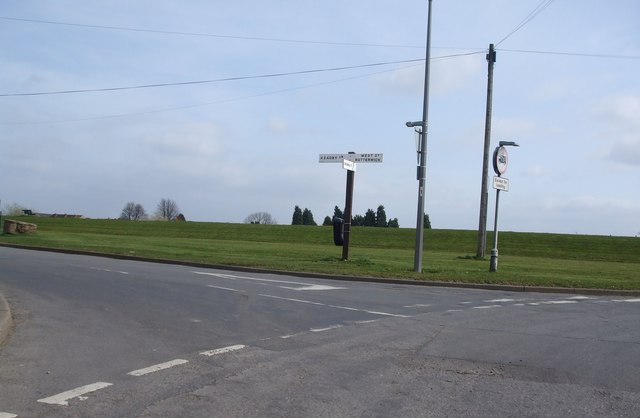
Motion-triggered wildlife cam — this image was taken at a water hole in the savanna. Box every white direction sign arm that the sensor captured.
[319,153,383,163]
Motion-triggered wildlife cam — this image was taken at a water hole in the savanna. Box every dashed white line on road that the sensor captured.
[0,412,18,418]
[485,299,515,303]
[37,382,113,406]
[404,304,432,308]
[200,344,246,357]
[259,294,410,318]
[193,271,345,291]
[281,284,347,291]
[613,298,640,303]
[473,305,502,309]
[207,285,242,292]
[363,310,410,318]
[328,304,359,311]
[127,359,188,377]
[310,325,342,333]
[89,267,129,275]
[260,294,325,306]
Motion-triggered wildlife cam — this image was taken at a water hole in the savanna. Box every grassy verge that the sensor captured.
[1,217,639,290]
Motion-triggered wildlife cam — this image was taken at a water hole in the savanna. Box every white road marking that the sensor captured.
[260,294,326,306]
[89,267,129,275]
[541,300,577,305]
[363,310,410,318]
[446,309,463,312]
[37,382,112,406]
[404,304,432,308]
[485,298,515,303]
[0,413,18,418]
[127,359,188,377]
[613,298,640,303]
[310,325,342,333]
[200,344,246,357]
[207,285,242,292]
[473,305,502,309]
[568,296,594,300]
[259,294,409,318]
[281,284,347,291]
[328,304,360,311]
[193,271,345,291]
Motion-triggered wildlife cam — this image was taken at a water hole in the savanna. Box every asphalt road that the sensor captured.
[0,246,639,417]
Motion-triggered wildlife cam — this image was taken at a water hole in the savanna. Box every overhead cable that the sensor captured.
[496,0,557,46]
[0,16,424,49]
[0,52,483,98]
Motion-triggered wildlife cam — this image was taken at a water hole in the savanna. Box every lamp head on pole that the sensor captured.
[499,140,519,147]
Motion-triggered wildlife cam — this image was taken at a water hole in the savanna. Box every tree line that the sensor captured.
[119,198,185,221]
[289,205,418,228]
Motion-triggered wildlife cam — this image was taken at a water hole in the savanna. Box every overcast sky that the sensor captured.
[1,1,638,236]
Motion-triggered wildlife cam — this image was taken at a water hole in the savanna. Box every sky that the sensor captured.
[1,0,638,236]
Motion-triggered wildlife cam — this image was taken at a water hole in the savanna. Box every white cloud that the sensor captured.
[370,52,482,96]
[522,164,548,177]
[595,95,640,128]
[267,117,289,134]
[593,95,640,166]
[143,123,225,158]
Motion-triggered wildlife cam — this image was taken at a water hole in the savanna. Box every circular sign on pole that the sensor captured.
[493,146,508,176]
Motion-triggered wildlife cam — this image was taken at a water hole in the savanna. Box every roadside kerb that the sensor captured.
[0,292,12,347]
[1,243,639,297]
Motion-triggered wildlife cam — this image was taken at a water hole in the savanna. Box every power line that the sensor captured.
[0,52,483,98]
[0,15,425,49]
[496,0,557,46]
[499,48,640,60]
[0,59,423,97]
[0,62,427,126]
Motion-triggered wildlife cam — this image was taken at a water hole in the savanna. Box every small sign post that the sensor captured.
[490,142,518,272]
[319,152,383,260]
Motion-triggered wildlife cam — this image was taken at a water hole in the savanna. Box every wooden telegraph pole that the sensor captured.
[476,43,497,258]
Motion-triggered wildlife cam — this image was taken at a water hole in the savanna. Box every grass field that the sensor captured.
[1,216,639,290]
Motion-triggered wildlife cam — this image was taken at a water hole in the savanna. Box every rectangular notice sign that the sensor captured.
[319,153,383,163]
[493,176,509,191]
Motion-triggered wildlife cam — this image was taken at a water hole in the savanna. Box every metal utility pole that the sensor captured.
[413,0,433,273]
[476,43,497,258]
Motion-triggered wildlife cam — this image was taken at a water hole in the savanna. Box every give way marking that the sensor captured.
[192,271,346,291]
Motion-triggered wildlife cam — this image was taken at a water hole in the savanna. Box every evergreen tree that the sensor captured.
[352,214,364,226]
[375,205,387,227]
[424,213,432,229]
[333,205,343,219]
[364,209,376,227]
[388,218,399,228]
[322,216,332,226]
[292,205,303,225]
[302,208,317,226]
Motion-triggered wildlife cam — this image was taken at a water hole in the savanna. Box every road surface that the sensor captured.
[1,247,639,417]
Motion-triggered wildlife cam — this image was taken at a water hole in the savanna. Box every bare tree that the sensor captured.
[156,198,180,221]
[120,202,147,221]
[244,212,276,225]
[2,202,28,216]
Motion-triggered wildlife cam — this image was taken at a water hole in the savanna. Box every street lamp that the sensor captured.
[405,0,433,273]
[489,140,519,272]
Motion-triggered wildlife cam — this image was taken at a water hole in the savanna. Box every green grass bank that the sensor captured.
[1,216,639,290]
